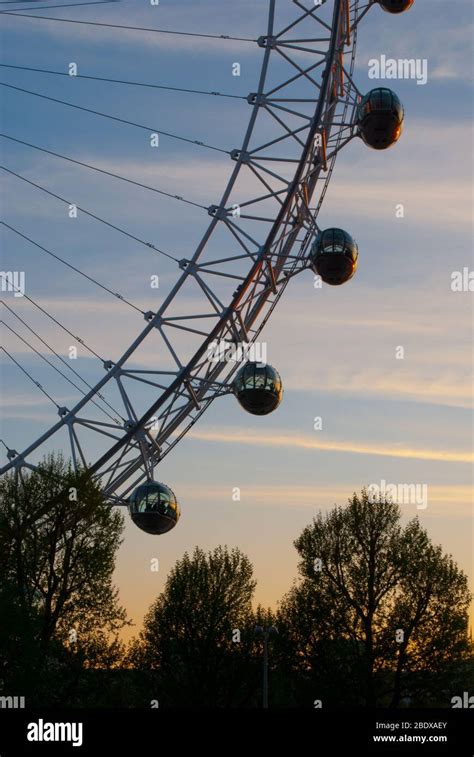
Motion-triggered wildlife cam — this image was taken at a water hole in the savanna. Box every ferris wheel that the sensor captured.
[0,0,414,534]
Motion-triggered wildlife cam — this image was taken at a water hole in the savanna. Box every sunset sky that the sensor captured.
[0,0,472,639]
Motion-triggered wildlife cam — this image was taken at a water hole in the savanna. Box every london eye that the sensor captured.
[0,0,415,534]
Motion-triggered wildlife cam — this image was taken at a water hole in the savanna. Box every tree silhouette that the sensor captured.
[1,475,471,709]
[129,545,262,707]
[0,454,128,704]
[277,489,471,707]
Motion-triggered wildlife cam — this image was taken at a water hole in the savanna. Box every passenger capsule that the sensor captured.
[233,362,283,415]
[129,481,180,535]
[310,228,358,286]
[378,0,414,13]
[357,88,404,150]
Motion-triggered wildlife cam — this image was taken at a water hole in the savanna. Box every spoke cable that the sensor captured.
[1,165,180,263]
[0,1,120,12]
[0,63,246,100]
[0,272,106,362]
[1,300,124,422]
[1,320,124,423]
[1,220,146,315]
[0,134,208,209]
[0,10,257,42]
[0,81,230,154]
[1,345,61,409]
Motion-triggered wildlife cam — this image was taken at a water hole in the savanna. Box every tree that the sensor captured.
[278,489,471,707]
[275,580,367,707]
[0,578,44,696]
[0,454,128,703]
[129,546,261,707]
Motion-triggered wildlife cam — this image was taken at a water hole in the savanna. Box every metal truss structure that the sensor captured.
[1,0,384,504]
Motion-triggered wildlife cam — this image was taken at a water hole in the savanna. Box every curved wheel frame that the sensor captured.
[2,0,371,503]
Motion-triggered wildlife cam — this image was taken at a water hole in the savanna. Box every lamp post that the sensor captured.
[254,625,278,708]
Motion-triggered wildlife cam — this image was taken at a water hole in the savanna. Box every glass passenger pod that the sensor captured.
[129,481,180,535]
[378,0,414,14]
[233,362,283,415]
[357,88,404,150]
[311,228,358,286]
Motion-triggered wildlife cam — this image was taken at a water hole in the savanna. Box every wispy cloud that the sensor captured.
[0,1,265,55]
[4,117,469,234]
[355,14,474,85]
[186,428,474,464]
[175,482,474,515]
[4,262,473,413]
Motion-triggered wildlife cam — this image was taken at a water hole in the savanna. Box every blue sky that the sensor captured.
[0,0,472,635]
